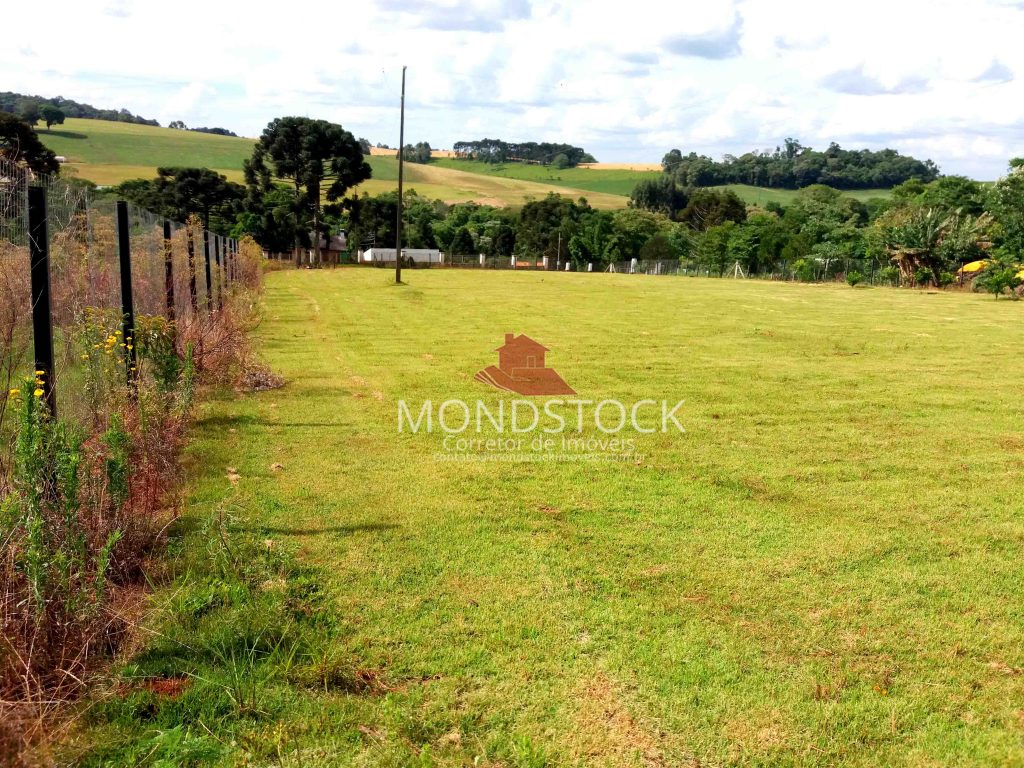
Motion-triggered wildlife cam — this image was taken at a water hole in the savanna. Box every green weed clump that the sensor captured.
[1,380,129,703]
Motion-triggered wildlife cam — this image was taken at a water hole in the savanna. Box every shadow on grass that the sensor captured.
[193,413,261,429]
[259,422,356,428]
[46,130,88,140]
[253,522,398,537]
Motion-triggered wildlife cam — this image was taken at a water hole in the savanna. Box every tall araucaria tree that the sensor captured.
[244,117,371,266]
[154,167,244,231]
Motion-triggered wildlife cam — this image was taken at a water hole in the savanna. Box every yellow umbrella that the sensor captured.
[958,260,989,274]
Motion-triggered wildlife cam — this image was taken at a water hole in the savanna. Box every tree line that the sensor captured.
[345,190,732,266]
[345,167,1022,297]
[1,93,239,136]
[452,139,596,168]
[168,121,239,137]
[659,139,939,191]
[0,92,158,127]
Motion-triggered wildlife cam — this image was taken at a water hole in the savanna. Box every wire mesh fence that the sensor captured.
[0,159,240,481]
[358,249,898,284]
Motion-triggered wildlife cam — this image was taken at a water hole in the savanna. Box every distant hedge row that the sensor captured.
[452,139,596,167]
[0,91,159,126]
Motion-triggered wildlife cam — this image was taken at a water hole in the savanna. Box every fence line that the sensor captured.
[0,158,240,463]
[360,250,898,285]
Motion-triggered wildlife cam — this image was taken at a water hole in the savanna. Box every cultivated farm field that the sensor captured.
[355,156,630,208]
[78,269,1024,766]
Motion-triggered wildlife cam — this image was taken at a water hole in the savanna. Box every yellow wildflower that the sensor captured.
[33,388,44,398]
[34,370,45,376]
[8,388,20,397]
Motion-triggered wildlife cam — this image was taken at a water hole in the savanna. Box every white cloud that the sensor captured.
[2,0,1024,177]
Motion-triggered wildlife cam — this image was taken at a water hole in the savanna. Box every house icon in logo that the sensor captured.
[475,333,575,396]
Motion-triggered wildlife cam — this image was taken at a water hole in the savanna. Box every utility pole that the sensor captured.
[395,65,406,284]
[556,230,561,271]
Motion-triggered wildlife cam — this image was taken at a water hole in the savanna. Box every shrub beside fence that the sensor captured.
[0,158,260,758]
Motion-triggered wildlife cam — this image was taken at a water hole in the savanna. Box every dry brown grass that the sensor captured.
[570,673,671,767]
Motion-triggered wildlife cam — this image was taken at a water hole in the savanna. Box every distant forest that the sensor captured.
[662,139,940,190]
[0,92,159,126]
[453,139,596,168]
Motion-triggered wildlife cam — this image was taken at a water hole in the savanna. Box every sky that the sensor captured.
[3,0,1024,179]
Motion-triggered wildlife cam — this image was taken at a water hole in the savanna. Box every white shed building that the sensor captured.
[362,248,443,265]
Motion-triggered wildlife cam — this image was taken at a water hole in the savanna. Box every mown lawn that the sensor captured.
[74,269,1024,766]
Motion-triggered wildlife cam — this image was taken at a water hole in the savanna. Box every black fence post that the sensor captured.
[163,220,175,322]
[203,227,213,311]
[214,234,222,310]
[27,186,57,417]
[186,225,198,314]
[116,201,138,389]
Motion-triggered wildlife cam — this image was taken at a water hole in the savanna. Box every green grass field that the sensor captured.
[38,118,255,185]
[74,270,1024,767]
[431,158,661,197]
[431,159,894,205]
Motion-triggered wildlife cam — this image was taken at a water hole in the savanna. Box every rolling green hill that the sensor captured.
[36,118,894,208]
[36,120,628,207]
[38,118,255,185]
[431,157,660,196]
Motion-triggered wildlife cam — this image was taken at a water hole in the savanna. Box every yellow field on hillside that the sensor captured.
[353,158,628,209]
